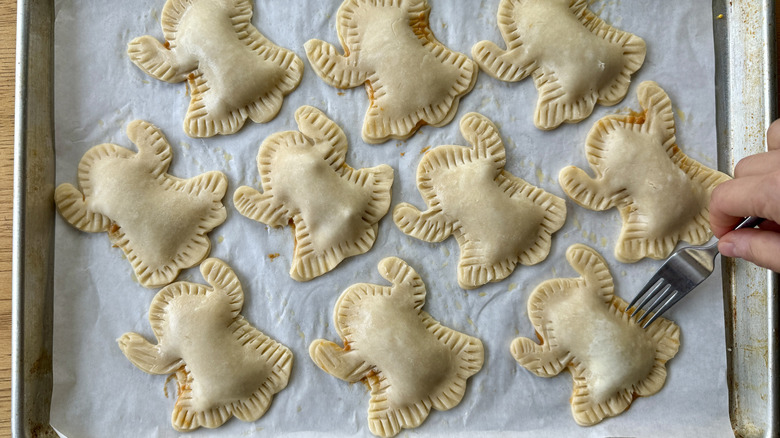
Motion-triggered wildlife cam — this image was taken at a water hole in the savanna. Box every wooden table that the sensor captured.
[0,2,777,437]
[1,0,17,435]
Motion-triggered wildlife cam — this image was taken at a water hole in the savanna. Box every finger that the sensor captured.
[715,218,780,236]
[767,118,780,151]
[734,149,780,178]
[709,174,780,237]
[718,228,780,272]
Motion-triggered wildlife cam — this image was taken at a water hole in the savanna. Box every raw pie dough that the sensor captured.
[305,0,477,143]
[118,258,293,432]
[309,257,484,437]
[234,106,394,281]
[559,81,731,263]
[128,0,304,137]
[472,0,646,130]
[54,120,227,288]
[393,112,566,289]
[511,244,680,426]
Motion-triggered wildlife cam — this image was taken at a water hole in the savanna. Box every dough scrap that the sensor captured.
[234,106,394,281]
[511,244,680,426]
[559,81,731,263]
[473,0,646,130]
[393,112,566,289]
[128,0,304,138]
[54,120,227,288]
[305,0,477,143]
[118,258,293,431]
[310,257,484,437]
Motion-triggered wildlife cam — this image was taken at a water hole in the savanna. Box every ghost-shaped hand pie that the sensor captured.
[309,257,484,437]
[511,244,680,426]
[54,120,227,288]
[305,0,477,143]
[118,258,293,431]
[128,0,304,138]
[393,112,566,289]
[234,106,394,281]
[559,81,731,263]
[472,0,646,130]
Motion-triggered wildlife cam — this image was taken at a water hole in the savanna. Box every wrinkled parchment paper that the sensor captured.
[51,0,733,436]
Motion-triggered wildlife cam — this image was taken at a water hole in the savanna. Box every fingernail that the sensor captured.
[719,241,737,257]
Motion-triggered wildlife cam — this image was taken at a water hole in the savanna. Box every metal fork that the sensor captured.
[627,216,765,328]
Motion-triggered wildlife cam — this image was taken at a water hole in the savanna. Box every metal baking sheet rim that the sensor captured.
[10,1,778,436]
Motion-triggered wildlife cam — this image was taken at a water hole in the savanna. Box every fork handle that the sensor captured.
[734,216,765,231]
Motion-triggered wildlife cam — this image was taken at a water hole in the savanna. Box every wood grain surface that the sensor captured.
[0,1,776,438]
[1,0,16,435]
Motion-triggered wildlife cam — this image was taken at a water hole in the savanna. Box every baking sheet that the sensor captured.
[49,0,733,436]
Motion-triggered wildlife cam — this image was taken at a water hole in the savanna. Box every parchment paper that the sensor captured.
[50,0,734,436]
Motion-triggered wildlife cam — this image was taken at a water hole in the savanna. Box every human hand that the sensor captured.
[709,119,780,272]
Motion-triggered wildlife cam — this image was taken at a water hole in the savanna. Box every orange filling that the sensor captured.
[366,81,376,108]
[625,109,647,125]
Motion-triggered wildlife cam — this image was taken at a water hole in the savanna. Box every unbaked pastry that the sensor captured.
[309,257,484,437]
[559,81,731,263]
[472,0,646,130]
[54,120,227,288]
[128,0,304,137]
[393,112,566,289]
[511,244,680,426]
[234,106,394,281]
[305,0,477,143]
[118,258,293,431]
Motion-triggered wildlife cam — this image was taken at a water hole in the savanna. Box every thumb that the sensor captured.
[766,118,780,151]
[719,228,780,272]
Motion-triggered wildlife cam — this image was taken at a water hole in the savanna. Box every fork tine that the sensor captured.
[641,290,682,328]
[635,283,673,325]
[629,278,666,318]
[627,272,664,311]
